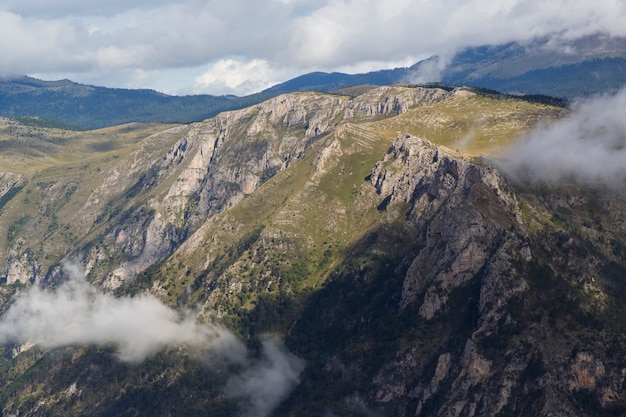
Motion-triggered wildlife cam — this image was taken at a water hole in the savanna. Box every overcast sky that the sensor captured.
[1,0,625,96]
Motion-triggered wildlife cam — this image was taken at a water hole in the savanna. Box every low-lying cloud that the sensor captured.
[226,339,306,417]
[0,263,306,415]
[0,263,244,362]
[497,89,626,190]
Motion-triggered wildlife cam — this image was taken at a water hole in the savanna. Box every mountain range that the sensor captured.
[266,32,626,98]
[0,76,276,129]
[1,33,625,129]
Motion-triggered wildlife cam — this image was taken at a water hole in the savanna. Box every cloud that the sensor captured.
[287,0,626,68]
[194,58,285,96]
[0,263,246,362]
[497,89,626,189]
[0,262,305,416]
[405,56,451,84]
[2,0,626,94]
[226,339,305,417]
[0,0,172,18]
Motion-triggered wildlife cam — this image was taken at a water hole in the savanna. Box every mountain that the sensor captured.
[1,33,624,130]
[266,32,626,98]
[429,32,626,98]
[263,68,406,94]
[0,84,624,416]
[0,76,276,129]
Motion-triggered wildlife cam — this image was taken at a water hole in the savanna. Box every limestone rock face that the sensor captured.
[6,249,40,285]
[1,86,625,417]
[104,89,466,281]
[0,86,462,285]
[371,136,529,320]
[0,173,25,201]
[362,136,534,415]
[345,86,456,118]
[111,93,350,278]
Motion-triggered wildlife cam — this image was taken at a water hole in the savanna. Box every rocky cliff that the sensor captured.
[286,136,626,416]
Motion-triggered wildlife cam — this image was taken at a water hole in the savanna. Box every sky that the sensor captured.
[1,0,626,96]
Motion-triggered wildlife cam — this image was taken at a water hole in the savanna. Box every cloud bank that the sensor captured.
[498,89,626,189]
[1,0,626,94]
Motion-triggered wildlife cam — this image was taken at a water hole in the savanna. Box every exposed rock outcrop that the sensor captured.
[95,89,462,282]
[284,134,626,417]
[371,135,529,319]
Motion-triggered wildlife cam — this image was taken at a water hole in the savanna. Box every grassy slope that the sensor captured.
[0,118,186,273]
[136,91,565,335]
[374,92,564,156]
[0,118,173,173]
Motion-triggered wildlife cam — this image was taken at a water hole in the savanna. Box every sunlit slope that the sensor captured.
[136,88,566,333]
[369,89,564,156]
[0,87,565,287]
[145,123,391,321]
[0,121,189,275]
[0,118,173,173]
[3,86,622,417]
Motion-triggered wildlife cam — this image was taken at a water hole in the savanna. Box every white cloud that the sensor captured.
[226,339,305,417]
[1,0,626,94]
[0,0,172,18]
[0,262,305,416]
[0,263,246,362]
[497,88,626,190]
[194,58,285,96]
[405,55,451,84]
[331,57,422,76]
[95,44,153,70]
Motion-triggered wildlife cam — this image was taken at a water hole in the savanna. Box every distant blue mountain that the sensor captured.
[264,33,626,99]
[264,68,405,94]
[0,76,275,129]
[1,33,625,129]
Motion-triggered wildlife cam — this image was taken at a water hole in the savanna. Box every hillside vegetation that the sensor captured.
[0,85,623,417]
[0,76,276,129]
